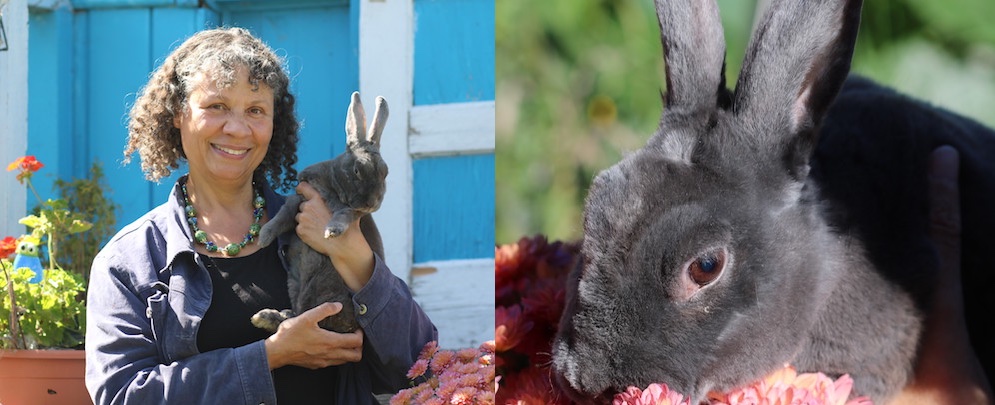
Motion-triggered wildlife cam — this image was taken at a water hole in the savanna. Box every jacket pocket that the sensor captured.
[145,281,170,363]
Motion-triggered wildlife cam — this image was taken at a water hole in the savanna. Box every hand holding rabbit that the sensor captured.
[888,146,993,405]
[251,91,389,334]
[264,302,364,370]
[294,181,374,292]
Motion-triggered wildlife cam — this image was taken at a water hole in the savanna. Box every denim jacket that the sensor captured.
[85,179,438,404]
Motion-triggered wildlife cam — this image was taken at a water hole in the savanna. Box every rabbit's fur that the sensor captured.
[551,0,995,403]
[251,92,388,334]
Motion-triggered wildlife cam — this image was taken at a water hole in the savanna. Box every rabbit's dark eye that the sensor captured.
[688,249,726,286]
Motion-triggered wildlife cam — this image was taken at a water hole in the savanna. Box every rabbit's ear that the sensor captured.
[367,96,388,146]
[654,0,727,114]
[733,0,861,175]
[346,91,367,147]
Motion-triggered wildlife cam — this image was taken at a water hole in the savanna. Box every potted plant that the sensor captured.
[1,155,117,405]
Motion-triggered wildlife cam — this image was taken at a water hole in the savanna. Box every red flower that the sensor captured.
[495,305,533,353]
[495,235,581,403]
[7,155,44,183]
[496,365,571,405]
[0,236,16,259]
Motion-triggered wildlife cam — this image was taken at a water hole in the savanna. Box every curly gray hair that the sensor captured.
[124,27,298,189]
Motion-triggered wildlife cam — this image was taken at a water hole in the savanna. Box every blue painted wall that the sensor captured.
[27,7,74,200]
[413,0,495,106]
[410,0,495,262]
[412,155,495,262]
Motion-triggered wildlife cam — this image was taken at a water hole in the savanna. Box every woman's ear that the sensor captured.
[173,104,185,129]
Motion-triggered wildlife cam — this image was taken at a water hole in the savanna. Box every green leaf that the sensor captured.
[18,215,44,229]
[68,220,93,234]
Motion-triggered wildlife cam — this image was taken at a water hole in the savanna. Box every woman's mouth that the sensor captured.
[213,144,250,156]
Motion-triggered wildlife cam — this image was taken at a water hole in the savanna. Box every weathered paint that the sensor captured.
[359,0,414,281]
[1,0,30,237]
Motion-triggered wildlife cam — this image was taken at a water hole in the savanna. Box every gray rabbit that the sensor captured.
[251,91,388,334]
[552,0,995,404]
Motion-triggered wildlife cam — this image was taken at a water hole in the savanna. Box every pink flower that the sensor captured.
[420,340,440,361]
[407,359,429,380]
[614,366,873,405]
[457,347,479,362]
[450,387,477,405]
[391,341,497,405]
[707,365,872,405]
[614,383,690,405]
[431,349,456,372]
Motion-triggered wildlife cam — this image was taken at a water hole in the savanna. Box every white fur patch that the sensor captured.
[660,129,696,164]
[770,180,804,217]
[790,87,811,133]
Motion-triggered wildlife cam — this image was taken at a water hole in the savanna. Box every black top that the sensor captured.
[197,243,337,404]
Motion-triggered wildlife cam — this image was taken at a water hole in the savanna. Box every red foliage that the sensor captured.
[495,235,580,405]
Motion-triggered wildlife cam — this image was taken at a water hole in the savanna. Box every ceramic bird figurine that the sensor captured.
[13,237,44,284]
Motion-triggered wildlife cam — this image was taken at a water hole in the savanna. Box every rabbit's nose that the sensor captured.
[552,364,615,405]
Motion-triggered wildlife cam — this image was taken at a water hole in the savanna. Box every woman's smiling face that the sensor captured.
[175,67,274,186]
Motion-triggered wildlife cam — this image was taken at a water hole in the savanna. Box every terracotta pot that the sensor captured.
[0,349,91,405]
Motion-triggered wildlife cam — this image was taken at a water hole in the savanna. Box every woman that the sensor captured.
[85,27,437,404]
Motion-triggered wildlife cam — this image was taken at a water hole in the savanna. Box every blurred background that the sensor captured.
[495,0,995,244]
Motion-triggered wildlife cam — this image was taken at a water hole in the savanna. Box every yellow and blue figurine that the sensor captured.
[13,237,44,284]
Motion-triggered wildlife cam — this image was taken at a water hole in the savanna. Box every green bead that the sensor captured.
[224,243,241,256]
[254,195,266,208]
[206,243,218,252]
[194,230,208,243]
[249,223,261,236]
[185,204,196,217]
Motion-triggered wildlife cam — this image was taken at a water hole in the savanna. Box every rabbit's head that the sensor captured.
[302,92,389,212]
[551,0,863,402]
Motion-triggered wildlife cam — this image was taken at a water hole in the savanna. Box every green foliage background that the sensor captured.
[53,163,119,283]
[496,0,995,244]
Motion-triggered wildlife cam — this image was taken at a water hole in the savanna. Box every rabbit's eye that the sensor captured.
[688,249,726,286]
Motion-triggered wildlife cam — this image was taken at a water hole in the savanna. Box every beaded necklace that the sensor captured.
[181,179,266,257]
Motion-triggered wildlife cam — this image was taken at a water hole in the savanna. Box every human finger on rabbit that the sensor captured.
[265,302,364,369]
[295,180,374,291]
[888,147,992,405]
[295,181,335,254]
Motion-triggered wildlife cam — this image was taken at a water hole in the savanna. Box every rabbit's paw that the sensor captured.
[257,226,278,247]
[324,222,349,238]
[251,308,293,333]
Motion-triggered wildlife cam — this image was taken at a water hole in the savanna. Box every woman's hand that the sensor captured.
[888,146,992,404]
[294,181,375,291]
[264,302,364,370]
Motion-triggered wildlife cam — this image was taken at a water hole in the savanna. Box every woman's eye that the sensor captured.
[208,103,226,110]
[249,107,265,115]
[688,248,726,286]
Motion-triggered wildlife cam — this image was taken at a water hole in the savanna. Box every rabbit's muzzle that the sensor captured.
[551,339,616,404]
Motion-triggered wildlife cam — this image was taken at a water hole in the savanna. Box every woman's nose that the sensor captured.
[223,113,252,137]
